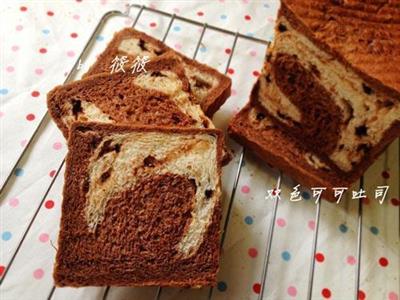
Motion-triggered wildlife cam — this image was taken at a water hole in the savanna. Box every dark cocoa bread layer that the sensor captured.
[269,52,343,156]
[84,28,232,116]
[280,0,400,100]
[54,123,224,287]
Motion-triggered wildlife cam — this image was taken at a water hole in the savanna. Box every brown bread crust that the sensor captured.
[280,0,400,99]
[54,123,224,287]
[84,28,232,116]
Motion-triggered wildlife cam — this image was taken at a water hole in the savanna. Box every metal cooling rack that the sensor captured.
[0,4,397,300]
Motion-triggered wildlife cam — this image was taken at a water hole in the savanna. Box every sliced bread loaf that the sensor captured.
[54,122,224,287]
[256,1,400,176]
[83,28,232,116]
[229,1,400,200]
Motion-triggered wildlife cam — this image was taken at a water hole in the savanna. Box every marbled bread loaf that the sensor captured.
[84,28,232,116]
[257,0,400,178]
[229,0,400,200]
[54,122,224,287]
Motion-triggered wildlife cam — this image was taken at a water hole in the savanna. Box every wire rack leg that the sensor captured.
[102,286,111,300]
[47,286,56,300]
[354,176,364,300]
[258,172,282,300]
[203,32,242,300]
[208,147,245,300]
[306,199,322,300]
[154,285,162,300]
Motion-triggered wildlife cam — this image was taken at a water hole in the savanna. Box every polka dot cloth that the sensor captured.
[1,1,398,300]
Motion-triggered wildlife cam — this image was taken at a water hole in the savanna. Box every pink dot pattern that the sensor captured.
[52,142,62,150]
[39,233,49,243]
[389,292,399,300]
[9,198,19,207]
[308,220,315,230]
[33,268,44,279]
[287,286,297,297]
[277,218,286,227]
[241,185,250,194]
[347,255,356,265]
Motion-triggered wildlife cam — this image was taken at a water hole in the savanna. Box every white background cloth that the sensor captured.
[1,1,399,299]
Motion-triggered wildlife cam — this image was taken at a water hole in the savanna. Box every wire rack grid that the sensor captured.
[0,3,398,300]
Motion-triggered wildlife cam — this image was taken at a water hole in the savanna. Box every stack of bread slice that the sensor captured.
[229,0,400,201]
[47,28,231,287]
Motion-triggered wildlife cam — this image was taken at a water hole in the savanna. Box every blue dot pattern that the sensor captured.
[302,191,310,200]
[173,25,181,32]
[220,14,227,20]
[281,251,291,261]
[96,35,104,41]
[15,168,24,176]
[42,29,50,34]
[370,226,379,235]
[244,216,253,225]
[0,88,9,95]
[217,281,227,292]
[2,231,12,241]
[339,224,348,233]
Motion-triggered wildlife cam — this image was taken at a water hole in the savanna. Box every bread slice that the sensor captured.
[83,28,232,116]
[54,122,224,287]
[251,1,399,179]
[47,56,212,138]
[229,82,354,201]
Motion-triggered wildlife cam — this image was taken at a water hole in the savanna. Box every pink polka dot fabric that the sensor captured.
[1,1,398,300]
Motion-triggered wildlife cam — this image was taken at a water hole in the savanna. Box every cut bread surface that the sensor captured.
[229,82,351,201]
[84,28,232,116]
[54,123,224,287]
[47,57,212,139]
[260,14,400,173]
